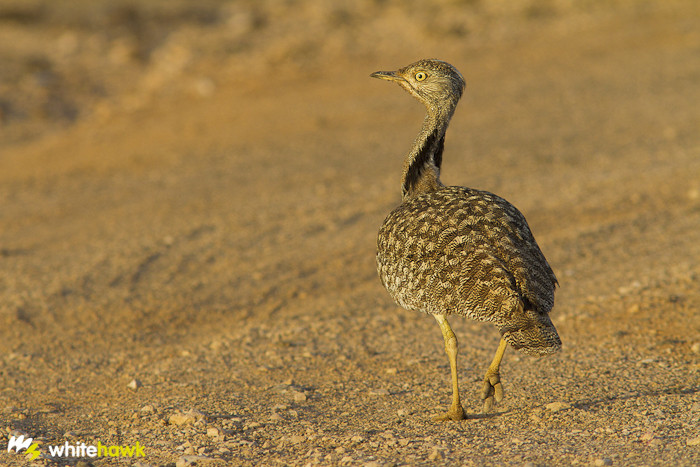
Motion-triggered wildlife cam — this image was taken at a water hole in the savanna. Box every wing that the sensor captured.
[377,186,557,321]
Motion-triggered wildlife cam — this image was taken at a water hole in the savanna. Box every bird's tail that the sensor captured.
[500,305,561,356]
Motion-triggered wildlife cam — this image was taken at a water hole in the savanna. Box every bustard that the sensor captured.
[372,59,561,421]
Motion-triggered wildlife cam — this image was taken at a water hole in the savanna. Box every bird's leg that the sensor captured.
[481,337,507,412]
[433,314,467,421]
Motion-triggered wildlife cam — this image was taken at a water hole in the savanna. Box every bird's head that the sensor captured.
[371,59,465,113]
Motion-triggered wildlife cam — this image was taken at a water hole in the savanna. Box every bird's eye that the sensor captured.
[415,72,427,81]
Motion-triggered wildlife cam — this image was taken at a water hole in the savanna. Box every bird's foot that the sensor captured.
[433,403,467,422]
[481,371,504,412]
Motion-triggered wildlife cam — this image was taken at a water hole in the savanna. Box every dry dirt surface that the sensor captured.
[1,1,699,466]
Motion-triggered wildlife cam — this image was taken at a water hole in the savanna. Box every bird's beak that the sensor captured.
[370,70,401,82]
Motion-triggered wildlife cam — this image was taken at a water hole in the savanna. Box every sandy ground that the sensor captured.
[1,1,699,465]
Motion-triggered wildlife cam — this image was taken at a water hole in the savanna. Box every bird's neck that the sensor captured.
[401,110,452,200]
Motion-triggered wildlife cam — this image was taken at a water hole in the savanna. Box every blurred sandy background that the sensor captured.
[1,1,699,465]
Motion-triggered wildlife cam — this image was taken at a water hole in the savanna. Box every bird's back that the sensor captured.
[377,186,561,355]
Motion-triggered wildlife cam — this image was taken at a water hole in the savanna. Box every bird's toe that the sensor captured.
[481,372,504,412]
[433,404,467,422]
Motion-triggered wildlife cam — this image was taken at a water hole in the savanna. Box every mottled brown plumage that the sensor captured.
[372,59,561,421]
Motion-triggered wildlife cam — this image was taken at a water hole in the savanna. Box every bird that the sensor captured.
[372,59,561,421]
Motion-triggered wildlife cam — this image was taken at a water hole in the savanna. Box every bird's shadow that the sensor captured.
[570,385,698,411]
[437,384,699,425]
[478,384,699,419]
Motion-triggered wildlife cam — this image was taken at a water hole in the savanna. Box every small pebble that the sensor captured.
[169,409,206,426]
[127,379,142,390]
[545,401,570,412]
[687,436,700,446]
[428,447,444,460]
[176,455,210,467]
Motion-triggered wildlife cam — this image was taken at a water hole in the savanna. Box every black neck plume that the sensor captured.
[401,127,445,199]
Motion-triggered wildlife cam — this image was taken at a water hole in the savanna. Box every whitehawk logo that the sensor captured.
[7,435,41,460]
